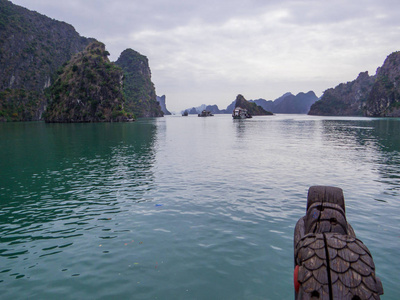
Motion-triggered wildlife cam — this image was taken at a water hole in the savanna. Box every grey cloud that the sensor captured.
[10,0,400,111]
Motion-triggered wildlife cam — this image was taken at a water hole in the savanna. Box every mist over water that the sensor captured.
[1,115,399,299]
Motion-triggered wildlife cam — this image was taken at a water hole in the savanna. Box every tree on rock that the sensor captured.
[44,41,129,122]
[115,49,163,118]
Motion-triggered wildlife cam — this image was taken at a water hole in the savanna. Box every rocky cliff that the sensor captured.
[157,95,171,115]
[364,52,400,117]
[308,72,375,116]
[308,51,400,117]
[115,49,163,118]
[234,94,273,115]
[44,42,128,122]
[0,0,94,121]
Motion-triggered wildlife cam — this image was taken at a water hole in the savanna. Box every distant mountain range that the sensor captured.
[182,91,318,115]
[250,91,318,114]
[2,1,400,120]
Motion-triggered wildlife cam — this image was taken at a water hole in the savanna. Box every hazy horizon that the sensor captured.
[10,0,400,112]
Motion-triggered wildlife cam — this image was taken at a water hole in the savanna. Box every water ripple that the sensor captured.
[0,117,399,299]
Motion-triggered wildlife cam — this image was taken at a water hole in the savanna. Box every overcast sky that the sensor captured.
[11,0,400,112]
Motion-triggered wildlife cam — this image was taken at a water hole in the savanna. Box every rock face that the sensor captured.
[309,51,400,117]
[309,72,376,116]
[157,95,171,115]
[234,94,273,115]
[115,49,163,118]
[224,101,236,114]
[252,91,318,114]
[0,0,93,121]
[365,52,400,117]
[44,42,128,122]
[0,89,46,122]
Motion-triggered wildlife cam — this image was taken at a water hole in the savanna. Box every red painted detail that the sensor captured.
[294,265,300,293]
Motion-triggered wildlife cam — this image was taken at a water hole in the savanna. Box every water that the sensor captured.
[0,114,399,299]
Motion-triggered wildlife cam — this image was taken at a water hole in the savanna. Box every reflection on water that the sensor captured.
[0,121,157,282]
[373,119,400,152]
[233,118,249,139]
[370,120,400,197]
[320,118,400,198]
[0,115,399,299]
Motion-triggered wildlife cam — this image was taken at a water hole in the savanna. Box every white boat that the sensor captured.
[232,107,252,119]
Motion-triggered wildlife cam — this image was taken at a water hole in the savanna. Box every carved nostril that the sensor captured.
[330,218,337,225]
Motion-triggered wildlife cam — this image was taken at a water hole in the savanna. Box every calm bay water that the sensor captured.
[0,114,399,299]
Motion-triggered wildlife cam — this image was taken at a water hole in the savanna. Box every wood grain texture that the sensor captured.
[294,186,383,299]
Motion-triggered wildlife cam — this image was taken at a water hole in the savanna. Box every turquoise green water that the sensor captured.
[0,115,399,299]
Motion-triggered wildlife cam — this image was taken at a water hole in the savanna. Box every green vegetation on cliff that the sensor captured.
[308,72,375,116]
[115,49,163,118]
[0,89,45,121]
[309,51,400,117]
[365,51,400,117]
[235,94,273,115]
[0,0,93,121]
[44,42,129,122]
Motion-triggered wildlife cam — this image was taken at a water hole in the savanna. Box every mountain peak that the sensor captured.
[234,94,273,116]
[44,42,129,122]
[115,48,163,118]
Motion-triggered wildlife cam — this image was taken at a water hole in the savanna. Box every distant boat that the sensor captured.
[182,110,188,116]
[232,107,252,119]
[198,110,214,117]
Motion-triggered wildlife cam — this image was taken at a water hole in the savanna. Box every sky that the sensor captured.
[10,0,400,112]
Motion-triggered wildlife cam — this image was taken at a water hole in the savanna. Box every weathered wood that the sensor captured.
[298,266,313,283]
[337,248,359,263]
[305,201,351,237]
[326,235,347,250]
[330,255,351,273]
[314,247,326,260]
[313,267,330,285]
[294,186,383,299]
[347,240,367,255]
[351,259,371,276]
[309,239,325,250]
[307,186,345,212]
[303,255,325,270]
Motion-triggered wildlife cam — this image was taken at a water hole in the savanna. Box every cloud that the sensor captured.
[10,0,400,111]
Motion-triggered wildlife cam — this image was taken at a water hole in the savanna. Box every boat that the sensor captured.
[232,107,252,119]
[198,110,214,117]
[294,186,383,299]
[182,110,188,116]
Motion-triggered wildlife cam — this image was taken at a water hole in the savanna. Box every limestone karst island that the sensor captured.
[1,0,400,121]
